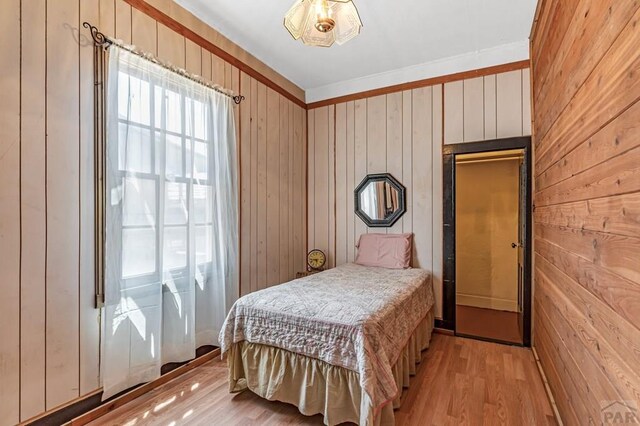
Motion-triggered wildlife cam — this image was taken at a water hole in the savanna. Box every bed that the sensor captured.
[219,262,435,425]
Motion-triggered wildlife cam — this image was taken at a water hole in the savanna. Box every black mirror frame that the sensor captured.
[354,173,406,228]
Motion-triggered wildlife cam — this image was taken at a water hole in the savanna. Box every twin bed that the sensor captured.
[219,255,435,425]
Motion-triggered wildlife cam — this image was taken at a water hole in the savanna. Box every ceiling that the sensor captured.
[175,0,538,102]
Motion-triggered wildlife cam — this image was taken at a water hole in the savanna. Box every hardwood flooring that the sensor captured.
[87,334,555,426]
[456,305,522,344]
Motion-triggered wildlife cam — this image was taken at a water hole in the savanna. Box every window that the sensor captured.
[102,45,238,399]
[114,69,214,285]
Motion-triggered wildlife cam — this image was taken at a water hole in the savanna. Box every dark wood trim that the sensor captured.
[307,61,530,109]
[456,332,523,347]
[433,325,455,335]
[20,348,220,426]
[19,389,103,426]
[68,348,220,425]
[123,0,307,109]
[442,137,533,347]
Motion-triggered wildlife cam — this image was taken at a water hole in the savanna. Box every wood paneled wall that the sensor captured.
[531,0,640,424]
[238,74,307,295]
[307,67,531,319]
[444,69,531,144]
[0,0,305,424]
[308,89,443,302]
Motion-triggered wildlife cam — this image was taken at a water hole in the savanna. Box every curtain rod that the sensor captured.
[82,22,245,105]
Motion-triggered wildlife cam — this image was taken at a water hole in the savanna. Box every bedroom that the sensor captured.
[0,0,638,425]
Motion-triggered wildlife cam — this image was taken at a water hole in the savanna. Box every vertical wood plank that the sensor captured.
[201,50,212,82]
[444,81,463,144]
[484,74,497,139]
[300,106,308,270]
[313,107,329,259]
[497,70,523,138]
[250,78,259,293]
[232,67,240,162]
[239,72,251,296]
[114,0,131,44]
[288,101,295,278]
[307,110,315,253]
[79,0,101,397]
[0,0,21,423]
[266,89,280,286]
[211,55,225,87]
[131,8,156,55]
[279,97,289,282]
[401,90,413,235]
[292,105,303,274]
[412,87,433,270]
[345,102,356,262]
[184,39,201,75]
[522,68,532,136]
[256,82,267,289]
[224,62,233,91]
[387,92,403,234]
[335,103,348,266]
[46,0,80,408]
[157,22,185,68]
[98,0,115,38]
[366,95,387,174]
[20,1,47,419]
[354,100,367,242]
[432,84,444,319]
[463,77,484,142]
[327,105,336,267]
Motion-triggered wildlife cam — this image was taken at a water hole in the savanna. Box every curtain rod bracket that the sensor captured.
[83,22,112,48]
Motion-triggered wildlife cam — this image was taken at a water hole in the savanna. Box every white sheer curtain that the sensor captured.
[102,45,238,399]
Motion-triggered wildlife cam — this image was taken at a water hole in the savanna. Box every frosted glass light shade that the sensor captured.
[284,0,363,47]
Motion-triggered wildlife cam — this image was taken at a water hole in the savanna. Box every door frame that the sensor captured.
[438,136,532,347]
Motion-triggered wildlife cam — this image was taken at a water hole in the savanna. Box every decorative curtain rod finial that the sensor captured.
[233,95,245,105]
[83,22,112,47]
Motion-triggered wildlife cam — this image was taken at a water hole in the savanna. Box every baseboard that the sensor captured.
[19,347,219,426]
[433,327,455,336]
[19,389,103,426]
[69,347,220,425]
[457,293,518,312]
[532,345,563,425]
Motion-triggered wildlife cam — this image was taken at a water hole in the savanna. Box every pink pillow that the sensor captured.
[355,233,413,269]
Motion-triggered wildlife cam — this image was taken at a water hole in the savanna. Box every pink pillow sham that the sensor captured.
[355,233,413,269]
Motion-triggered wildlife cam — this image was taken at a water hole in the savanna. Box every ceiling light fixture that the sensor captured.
[284,0,363,47]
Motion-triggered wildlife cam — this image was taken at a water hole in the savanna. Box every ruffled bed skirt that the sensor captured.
[227,309,435,426]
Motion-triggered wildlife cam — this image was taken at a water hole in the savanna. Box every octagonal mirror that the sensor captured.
[354,173,406,227]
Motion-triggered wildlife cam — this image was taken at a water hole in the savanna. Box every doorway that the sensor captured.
[441,137,532,346]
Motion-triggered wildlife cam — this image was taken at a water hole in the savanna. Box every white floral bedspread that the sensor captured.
[219,262,434,410]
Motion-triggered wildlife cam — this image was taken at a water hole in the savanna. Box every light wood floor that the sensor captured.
[88,334,556,426]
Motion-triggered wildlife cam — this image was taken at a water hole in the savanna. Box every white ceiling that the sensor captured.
[175,0,538,102]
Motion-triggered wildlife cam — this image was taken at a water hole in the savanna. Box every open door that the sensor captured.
[441,136,532,346]
[454,149,524,345]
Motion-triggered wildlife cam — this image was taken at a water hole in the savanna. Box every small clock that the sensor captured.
[307,249,326,271]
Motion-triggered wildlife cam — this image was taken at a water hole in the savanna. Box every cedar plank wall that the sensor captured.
[530,0,640,424]
[0,0,306,424]
[308,68,531,319]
